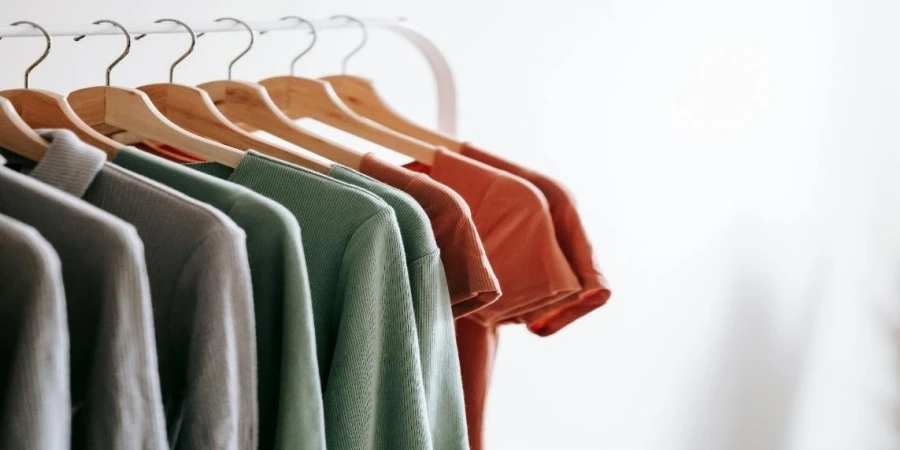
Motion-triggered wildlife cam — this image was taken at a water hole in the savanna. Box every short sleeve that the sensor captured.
[457,143,612,334]
[408,255,469,449]
[327,209,432,450]
[409,176,501,317]
[227,197,326,450]
[358,153,501,317]
[517,183,611,335]
[464,177,581,326]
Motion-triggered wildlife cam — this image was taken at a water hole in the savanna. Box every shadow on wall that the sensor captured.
[887,276,900,442]
[680,239,823,450]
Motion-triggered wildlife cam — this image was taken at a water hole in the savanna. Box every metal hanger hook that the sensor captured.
[135,19,196,83]
[74,20,132,86]
[198,17,254,80]
[1,21,52,89]
[260,16,317,77]
[329,15,368,74]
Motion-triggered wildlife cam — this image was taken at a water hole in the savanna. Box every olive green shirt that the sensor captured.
[329,165,468,450]
[189,152,432,450]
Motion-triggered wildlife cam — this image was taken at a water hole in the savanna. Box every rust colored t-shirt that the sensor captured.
[406,149,581,450]
[460,143,612,336]
[359,153,501,318]
[404,148,581,327]
[453,318,497,450]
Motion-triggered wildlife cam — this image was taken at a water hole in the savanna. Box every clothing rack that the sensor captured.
[0,17,457,135]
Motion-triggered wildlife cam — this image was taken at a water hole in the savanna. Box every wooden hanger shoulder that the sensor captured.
[259,75,436,165]
[69,86,243,168]
[200,79,362,170]
[323,74,464,153]
[0,95,48,161]
[140,82,331,174]
[0,88,120,154]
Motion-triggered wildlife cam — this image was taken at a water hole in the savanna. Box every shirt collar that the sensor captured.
[30,129,106,197]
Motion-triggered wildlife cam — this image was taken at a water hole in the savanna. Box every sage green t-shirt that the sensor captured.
[329,165,469,450]
[189,152,432,450]
[112,147,325,450]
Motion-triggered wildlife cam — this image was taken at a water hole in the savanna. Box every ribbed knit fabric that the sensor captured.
[6,130,258,450]
[189,152,433,450]
[113,146,326,450]
[404,149,581,326]
[0,164,167,450]
[329,165,469,450]
[0,214,69,450]
[459,143,611,335]
[404,148,582,450]
[359,154,501,318]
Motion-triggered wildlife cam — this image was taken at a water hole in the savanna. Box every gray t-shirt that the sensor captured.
[0,213,69,450]
[0,164,166,449]
[3,129,258,450]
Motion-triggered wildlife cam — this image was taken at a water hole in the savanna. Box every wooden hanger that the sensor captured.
[323,74,464,152]
[259,16,437,165]
[67,20,243,168]
[135,19,330,173]
[0,95,48,161]
[198,17,363,169]
[0,21,120,154]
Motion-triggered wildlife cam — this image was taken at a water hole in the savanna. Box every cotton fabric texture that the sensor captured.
[459,143,611,335]
[329,164,469,450]
[3,130,258,450]
[359,153,501,317]
[0,213,69,450]
[406,149,581,326]
[113,146,326,450]
[189,152,433,450]
[404,148,582,450]
[0,161,167,450]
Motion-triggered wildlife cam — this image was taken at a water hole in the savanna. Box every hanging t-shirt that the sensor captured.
[113,146,326,450]
[3,130,258,450]
[329,164,469,449]
[404,148,581,450]
[188,152,433,450]
[404,148,581,325]
[359,153,501,318]
[459,143,611,336]
[0,213,69,450]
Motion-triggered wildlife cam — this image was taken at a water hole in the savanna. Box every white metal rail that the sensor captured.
[0,18,458,135]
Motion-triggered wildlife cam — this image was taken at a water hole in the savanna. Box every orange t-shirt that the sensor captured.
[460,143,612,336]
[454,318,497,450]
[405,148,581,327]
[406,148,581,450]
[359,153,501,317]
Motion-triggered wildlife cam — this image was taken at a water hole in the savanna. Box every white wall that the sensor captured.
[3,1,898,449]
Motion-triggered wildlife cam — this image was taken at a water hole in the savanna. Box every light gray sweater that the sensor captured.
[0,213,69,450]
[0,164,167,449]
[4,129,258,450]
